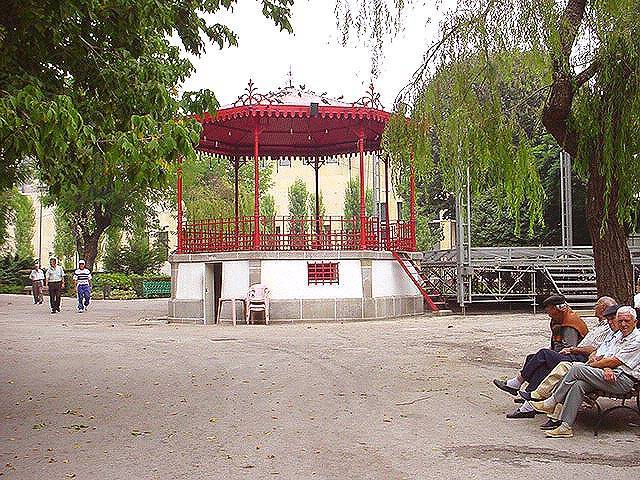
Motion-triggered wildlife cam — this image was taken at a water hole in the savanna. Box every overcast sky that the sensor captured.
[181,1,454,109]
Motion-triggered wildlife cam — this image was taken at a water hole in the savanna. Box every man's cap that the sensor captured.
[78,259,85,264]
[603,304,621,317]
[542,294,566,307]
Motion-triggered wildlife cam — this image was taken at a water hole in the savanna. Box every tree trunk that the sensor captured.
[81,234,101,272]
[585,152,633,304]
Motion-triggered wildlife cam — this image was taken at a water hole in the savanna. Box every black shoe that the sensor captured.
[514,398,525,404]
[493,379,519,396]
[540,418,562,430]
[506,409,536,419]
[518,390,543,401]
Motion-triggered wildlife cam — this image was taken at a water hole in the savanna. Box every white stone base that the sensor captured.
[168,250,424,324]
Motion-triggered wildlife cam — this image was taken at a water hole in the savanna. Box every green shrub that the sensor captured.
[89,272,170,299]
[0,284,26,294]
[108,288,137,300]
[0,254,33,287]
[92,272,133,291]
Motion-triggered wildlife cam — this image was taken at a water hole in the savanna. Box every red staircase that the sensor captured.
[392,251,448,312]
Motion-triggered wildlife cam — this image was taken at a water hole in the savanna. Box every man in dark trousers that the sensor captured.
[44,257,65,313]
[492,294,591,417]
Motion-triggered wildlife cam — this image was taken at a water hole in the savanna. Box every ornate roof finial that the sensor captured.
[287,65,293,88]
[352,83,383,109]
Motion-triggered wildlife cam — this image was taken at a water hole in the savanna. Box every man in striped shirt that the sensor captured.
[73,260,92,313]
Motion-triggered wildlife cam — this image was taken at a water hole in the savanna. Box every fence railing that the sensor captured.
[180,215,414,253]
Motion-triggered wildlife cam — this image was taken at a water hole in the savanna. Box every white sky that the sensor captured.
[181,1,453,109]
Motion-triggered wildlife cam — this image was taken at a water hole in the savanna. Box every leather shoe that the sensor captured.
[519,390,541,401]
[540,418,562,430]
[506,409,535,419]
[493,379,519,396]
[513,398,524,404]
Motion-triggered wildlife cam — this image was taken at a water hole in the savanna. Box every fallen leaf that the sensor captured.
[63,424,89,431]
[131,430,151,437]
[65,473,75,478]
[209,417,217,423]
[32,422,47,430]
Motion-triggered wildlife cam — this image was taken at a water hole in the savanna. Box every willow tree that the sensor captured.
[342,0,639,303]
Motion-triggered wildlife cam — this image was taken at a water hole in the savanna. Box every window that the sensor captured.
[379,202,387,222]
[307,262,339,285]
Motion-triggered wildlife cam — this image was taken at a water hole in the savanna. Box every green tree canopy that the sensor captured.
[11,189,35,260]
[182,154,274,222]
[288,179,309,217]
[53,208,76,269]
[1,0,293,269]
[343,178,374,220]
[288,178,309,234]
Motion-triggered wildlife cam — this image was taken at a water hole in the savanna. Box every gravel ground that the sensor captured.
[1,293,639,479]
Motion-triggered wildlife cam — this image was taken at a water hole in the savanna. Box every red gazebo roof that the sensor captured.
[196,81,390,157]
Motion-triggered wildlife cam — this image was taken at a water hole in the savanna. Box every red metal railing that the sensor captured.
[181,216,415,253]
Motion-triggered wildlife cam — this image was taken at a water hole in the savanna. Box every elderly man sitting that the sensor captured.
[531,306,640,438]
[493,295,593,418]
[520,303,621,429]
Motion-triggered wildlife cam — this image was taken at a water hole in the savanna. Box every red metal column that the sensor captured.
[409,150,416,251]
[253,126,261,249]
[234,157,239,249]
[176,156,183,254]
[384,153,391,249]
[358,130,366,249]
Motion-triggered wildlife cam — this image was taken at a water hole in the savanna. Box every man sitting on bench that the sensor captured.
[493,294,592,418]
[531,306,640,438]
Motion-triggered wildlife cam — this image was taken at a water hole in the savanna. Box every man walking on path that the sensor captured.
[29,262,44,304]
[44,257,64,313]
[73,259,92,313]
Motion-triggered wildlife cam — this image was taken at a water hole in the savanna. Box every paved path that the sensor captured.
[1,294,639,479]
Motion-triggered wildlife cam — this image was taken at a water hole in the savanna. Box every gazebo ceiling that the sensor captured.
[196,81,391,157]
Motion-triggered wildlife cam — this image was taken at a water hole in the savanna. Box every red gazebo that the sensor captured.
[176,81,416,254]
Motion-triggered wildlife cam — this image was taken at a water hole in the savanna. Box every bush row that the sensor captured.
[0,270,171,299]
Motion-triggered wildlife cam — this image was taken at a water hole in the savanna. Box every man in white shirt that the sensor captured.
[73,259,92,313]
[29,262,44,304]
[532,306,640,438]
[44,257,65,313]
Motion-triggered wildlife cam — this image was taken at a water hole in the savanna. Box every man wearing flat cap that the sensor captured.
[492,294,593,418]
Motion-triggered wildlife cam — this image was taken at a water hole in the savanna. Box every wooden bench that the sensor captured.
[588,381,640,436]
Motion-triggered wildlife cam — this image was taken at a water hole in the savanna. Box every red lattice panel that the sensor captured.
[307,262,339,285]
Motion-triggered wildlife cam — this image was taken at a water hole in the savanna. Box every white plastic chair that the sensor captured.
[245,283,270,324]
